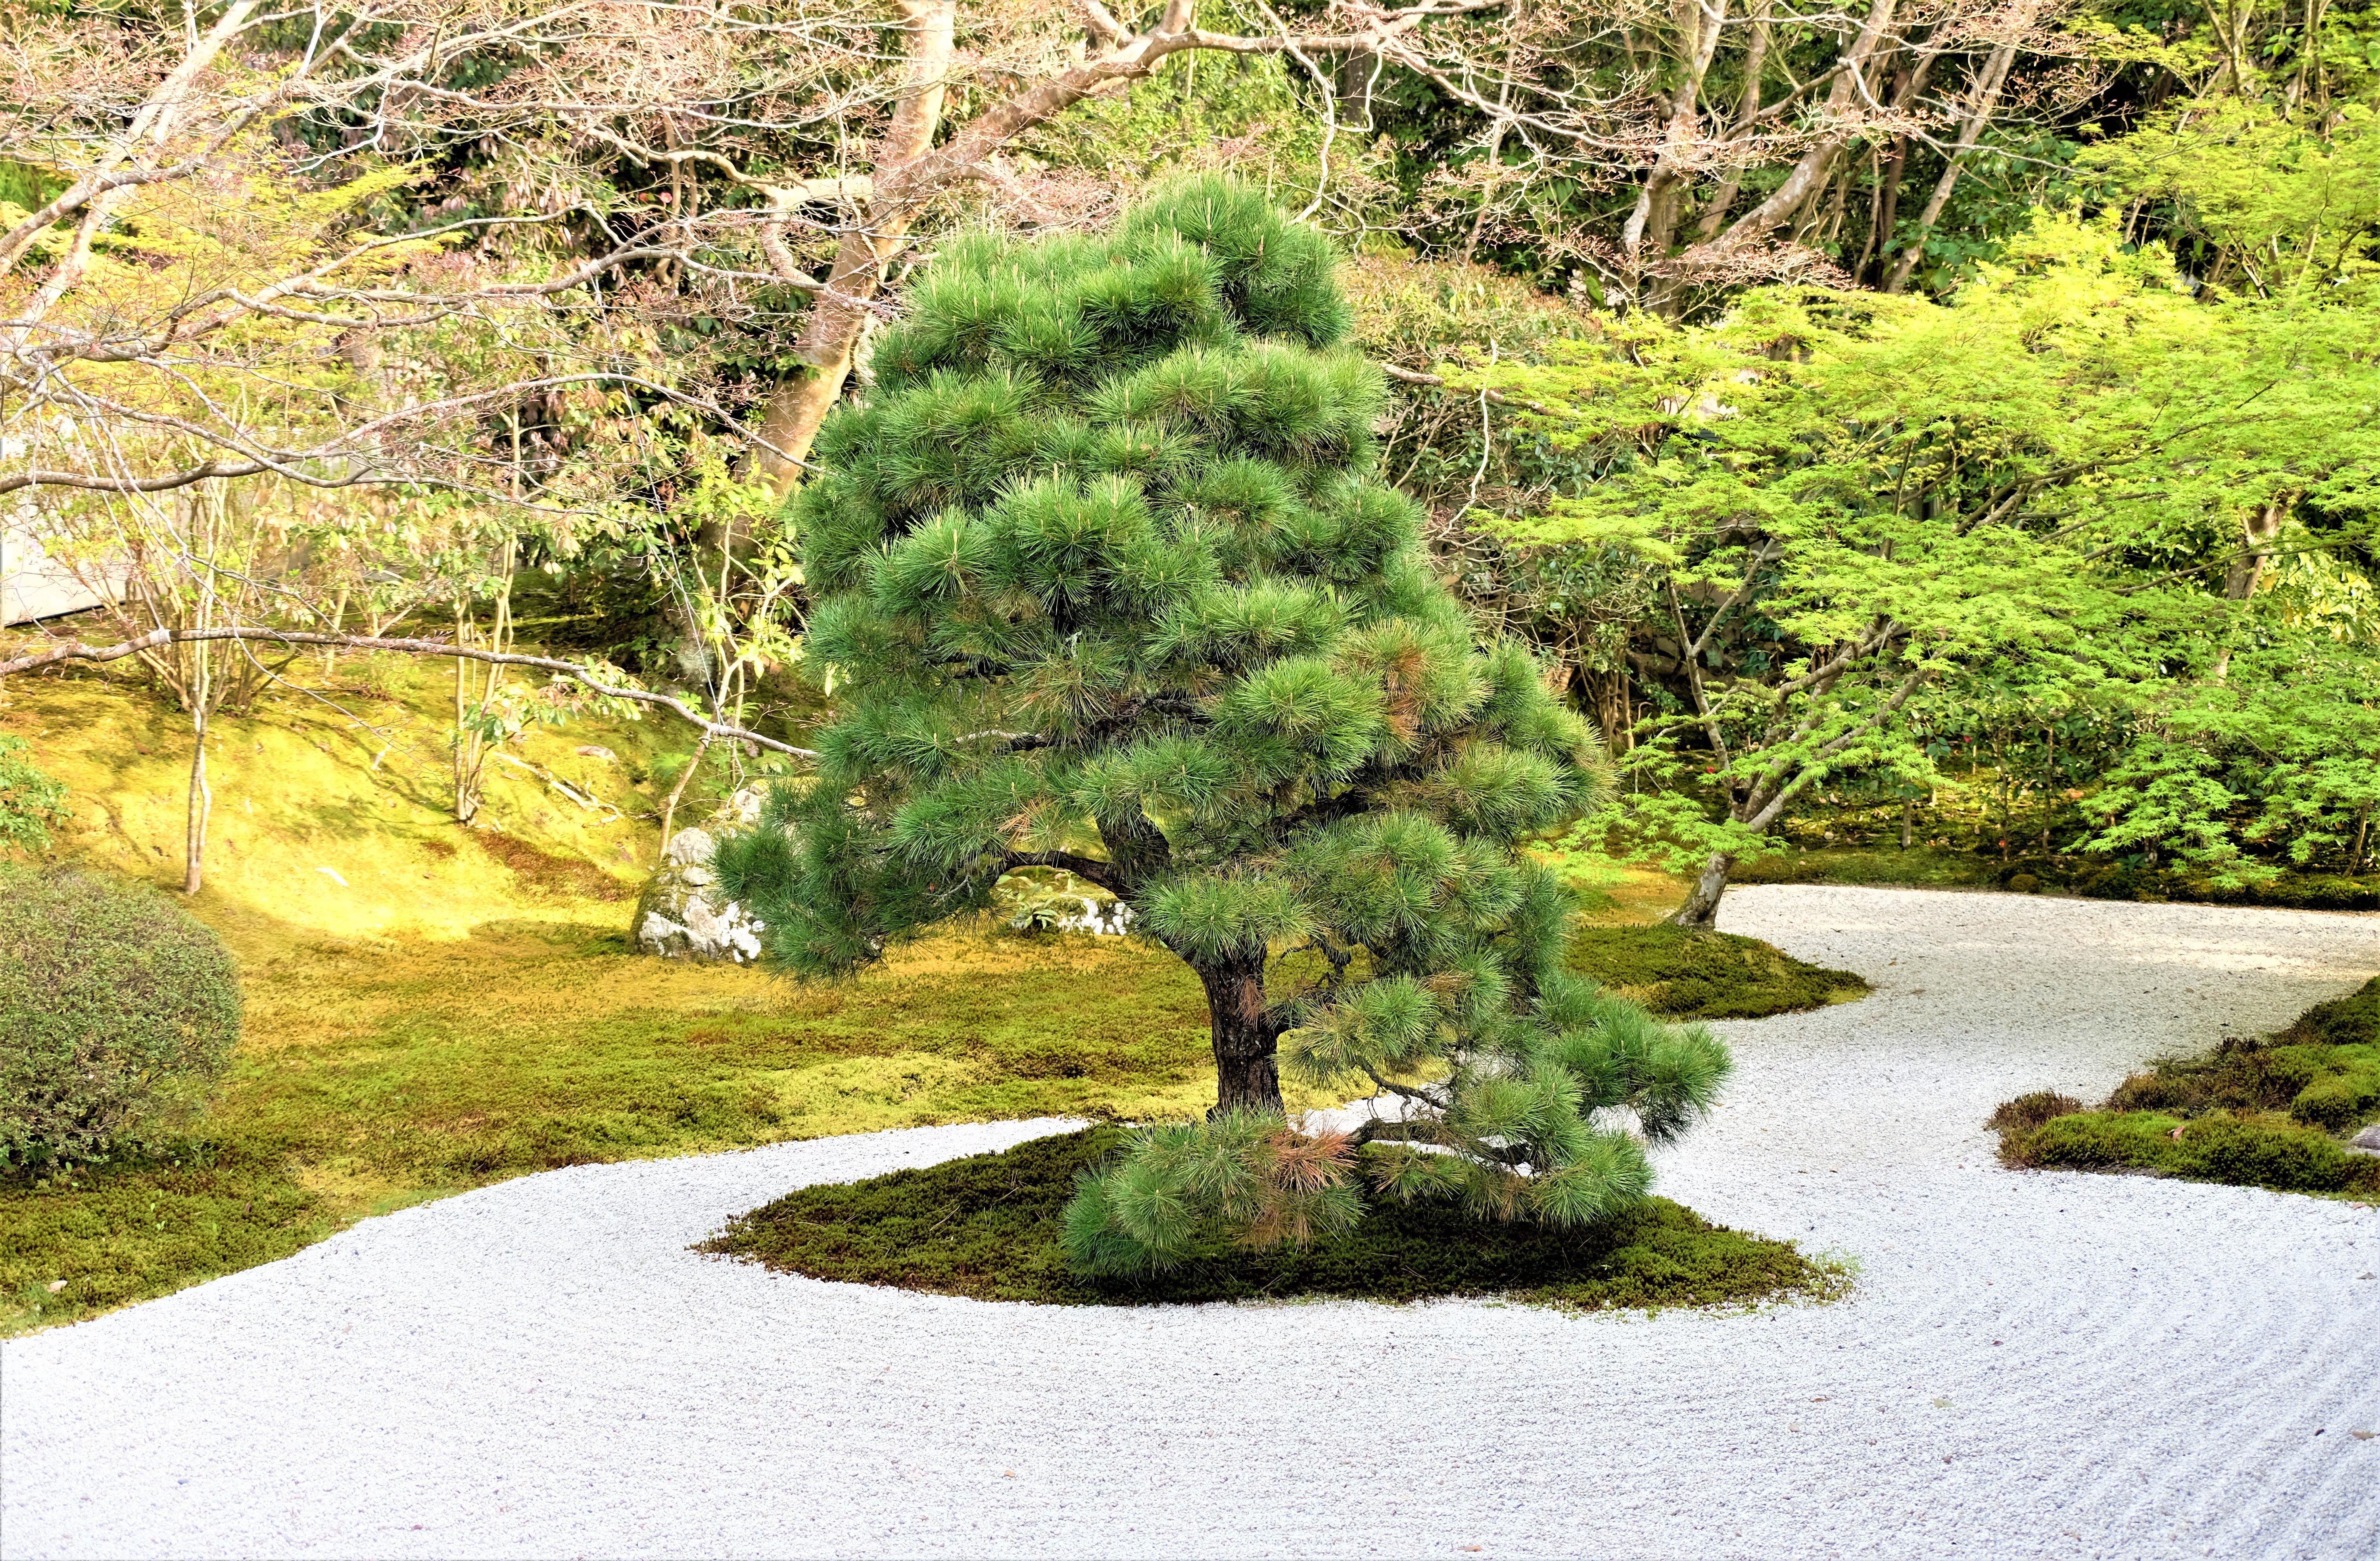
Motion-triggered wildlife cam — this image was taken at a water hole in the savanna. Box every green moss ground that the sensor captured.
[700,1126,1850,1311]
[1988,975,2380,1198]
[2,661,1856,1334]
[0,920,1244,1335]
[1564,924,1869,1020]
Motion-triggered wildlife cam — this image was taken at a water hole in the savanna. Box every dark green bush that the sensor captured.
[0,868,243,1169]
[1985,1091,2084,1134]
[2103,1068,2205,1113]
[2292,1069,2380,1131]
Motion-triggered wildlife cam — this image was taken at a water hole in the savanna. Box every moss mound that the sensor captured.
[699,1127,1848,1310]
[1988,975,2380,1197]
[1564,924,1869,1020]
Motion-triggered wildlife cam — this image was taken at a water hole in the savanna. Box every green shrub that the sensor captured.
[0,735,71,852]
[2280,975,2380,1047]
[2103,1068,2206,1113]
[2291,1070,2380,1131]
[0,868,243,1169]
[1985,1091,2084,1135]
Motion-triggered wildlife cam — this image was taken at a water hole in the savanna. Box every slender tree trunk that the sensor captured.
[183,701,211,895]
[1196,950,1284,1114]
[1670,850,1736,928]
[658,730,713,859]
[1883,39,2020,293]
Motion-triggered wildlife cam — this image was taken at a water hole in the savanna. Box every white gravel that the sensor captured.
[6,886,2380,1561]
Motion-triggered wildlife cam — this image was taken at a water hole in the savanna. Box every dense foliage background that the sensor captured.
[6,0,2377,907]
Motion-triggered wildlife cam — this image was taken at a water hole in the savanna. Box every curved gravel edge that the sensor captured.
[4,886,2378,1561]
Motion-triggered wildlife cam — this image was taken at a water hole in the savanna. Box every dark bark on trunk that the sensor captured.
[1196,950,1284,1115]
[1669,850,1736,929]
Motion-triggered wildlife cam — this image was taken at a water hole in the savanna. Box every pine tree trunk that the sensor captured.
[1670,850,1736,929]
[1195,951,1283,1116]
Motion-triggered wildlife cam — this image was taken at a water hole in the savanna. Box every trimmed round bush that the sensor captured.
[0,867,242,1169]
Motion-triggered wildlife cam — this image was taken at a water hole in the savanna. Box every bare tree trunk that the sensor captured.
[1710,0,1902,255]
[658,730,713,860]
[1883,38,2020,293]
[751,0,958,492]
[1670,850,1737,928]
[183,702,211,895]
[1695,3,1772,243]
[1196,950,1285,1114]
[1625,0,1728,305]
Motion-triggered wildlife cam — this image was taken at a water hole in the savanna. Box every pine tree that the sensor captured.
[720,180,1730,1267]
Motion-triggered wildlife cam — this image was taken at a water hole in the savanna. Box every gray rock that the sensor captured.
[2349,1122,2380,1156]
[632,793,772,963]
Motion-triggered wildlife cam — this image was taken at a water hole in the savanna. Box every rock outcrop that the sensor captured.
[632,789,766,962]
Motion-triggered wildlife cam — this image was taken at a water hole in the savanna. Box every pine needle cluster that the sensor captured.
[717,178,1731,1271]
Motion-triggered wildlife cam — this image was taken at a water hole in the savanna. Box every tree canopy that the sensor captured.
[1456,216,2380,920]
[714,181,1733,1264]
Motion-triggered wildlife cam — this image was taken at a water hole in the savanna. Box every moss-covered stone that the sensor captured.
[1564,924,1869,1020]
[701,1126,1849,1310]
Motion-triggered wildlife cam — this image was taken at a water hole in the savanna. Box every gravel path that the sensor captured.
[6,887,2379,1561]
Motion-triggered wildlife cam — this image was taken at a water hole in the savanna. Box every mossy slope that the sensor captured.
[0,655,671,948]
[701,1126,1848,1310]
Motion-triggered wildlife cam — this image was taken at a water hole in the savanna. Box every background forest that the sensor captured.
[5,0,2379,914]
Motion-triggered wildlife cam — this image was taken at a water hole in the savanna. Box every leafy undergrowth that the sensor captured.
[1565,924,1869,1020]
[1987,976,2380,1198]
[700,1127,1848,1311]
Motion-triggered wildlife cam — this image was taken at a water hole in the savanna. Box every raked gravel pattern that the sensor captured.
[5,886,2380,1561]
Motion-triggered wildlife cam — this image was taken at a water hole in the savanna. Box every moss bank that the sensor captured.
[1988,974,2380,1198]
[0,915,1244,1335]
[1565,924,1869,1020]
[700,1126,1848,1311]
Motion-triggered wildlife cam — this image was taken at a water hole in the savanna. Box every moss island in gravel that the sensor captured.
[699,1126,1849,1310]
[1988,974,2380,1196]
[1564,924,1869,1020]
